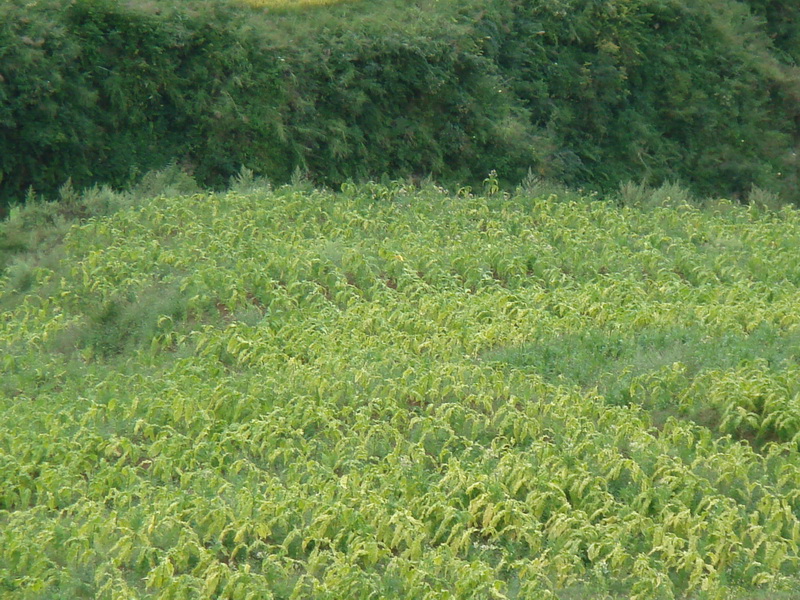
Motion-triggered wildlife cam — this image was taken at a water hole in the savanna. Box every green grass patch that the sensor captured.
[485,324,800,441]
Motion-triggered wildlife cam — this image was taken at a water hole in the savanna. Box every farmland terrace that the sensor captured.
[2,180,800,598]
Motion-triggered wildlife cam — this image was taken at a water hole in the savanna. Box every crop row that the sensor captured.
[2,184,800,598]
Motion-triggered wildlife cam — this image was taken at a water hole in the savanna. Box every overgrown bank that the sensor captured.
[1,0,798,209]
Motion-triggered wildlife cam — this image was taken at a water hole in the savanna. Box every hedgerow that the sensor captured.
[491,0,800,196]
[1,0,798,209]
[0,0,291,208]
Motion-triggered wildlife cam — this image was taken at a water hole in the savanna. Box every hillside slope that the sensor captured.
[2,184,800,598]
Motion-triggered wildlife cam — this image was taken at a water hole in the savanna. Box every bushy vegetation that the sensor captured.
[1,0,798,211]
[494,0,800,196]
[0,0,292,209]
[2,180,800,598]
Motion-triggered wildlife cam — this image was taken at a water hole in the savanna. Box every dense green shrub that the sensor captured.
[492,0,800,197]
[0,0,529,209]
[0,0,798,210]
[0,0,291,208]
[278,28,535,186]
[745,0,800,63]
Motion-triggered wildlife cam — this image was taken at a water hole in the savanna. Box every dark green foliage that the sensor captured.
[0,0,291,207]
[0,0,798,210]
[281,28,535,186]
[744,0,800,63]
[494,0,799,197]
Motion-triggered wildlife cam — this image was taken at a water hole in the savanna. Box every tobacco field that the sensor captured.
[2,182,800,599]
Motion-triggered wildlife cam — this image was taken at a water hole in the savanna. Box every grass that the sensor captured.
[108,0,481,48]
[218,0,489,43]
[236,0,355,8]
